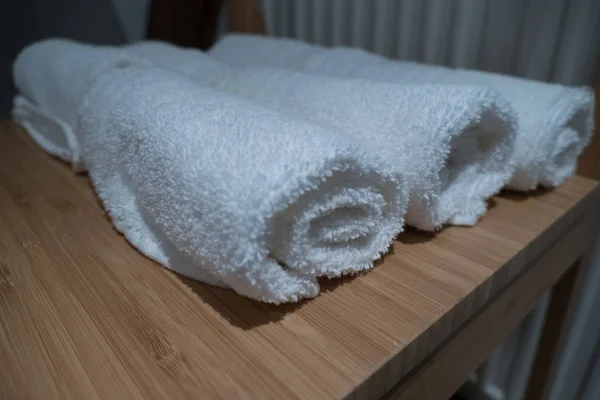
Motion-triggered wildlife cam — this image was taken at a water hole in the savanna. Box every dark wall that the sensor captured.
[1,0,126,118]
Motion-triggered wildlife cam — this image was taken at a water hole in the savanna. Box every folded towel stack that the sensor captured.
[78,67,406,303]
[12,38,149,170]
[210,34,594,191]
[11,37,594,303]
[128,41,517,230]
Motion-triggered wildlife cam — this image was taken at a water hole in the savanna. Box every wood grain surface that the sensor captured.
[0,121,598,400]
[386,207,597,400]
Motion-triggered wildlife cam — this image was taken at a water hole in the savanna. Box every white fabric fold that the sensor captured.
[130,41,517,229]
[78,67,406,303]
[12,38,149,170]
[210,34,594,191]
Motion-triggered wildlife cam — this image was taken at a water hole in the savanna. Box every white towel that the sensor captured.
[130,41,517,229]
[78,66,406,303]
[210,34,595,191]
[12,38,149,170]
[125,40,229,86]
[207,34,320,69]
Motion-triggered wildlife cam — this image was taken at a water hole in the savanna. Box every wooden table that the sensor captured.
[1,121,598,400]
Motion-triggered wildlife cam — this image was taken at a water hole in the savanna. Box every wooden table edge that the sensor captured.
[343,180,600,399]
[378,196,599,400]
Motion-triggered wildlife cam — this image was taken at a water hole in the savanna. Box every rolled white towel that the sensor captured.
[217,70,517,229]
[207,34,319,69]
[12,38,149,170]
[125,40,229,86]
[78,66,406,303]
[210,34,595,191]
[304,49,595,191]
[130,41,517,229]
